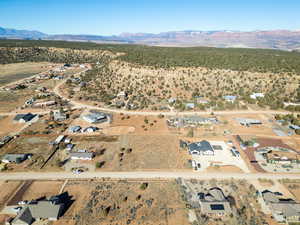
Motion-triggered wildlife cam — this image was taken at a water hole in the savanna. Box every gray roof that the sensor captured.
[68,126,81,132]
[28,201,63,219]
[262,190,300,218]
[236,118,262,125]
[2,154,27,163]
[54,111,67,121]
[11,207,34,225]
[83,112,107,123]
[270,203,300,218]
[13,113,35,122]
[188,140,214,153]
[199,188,231,214]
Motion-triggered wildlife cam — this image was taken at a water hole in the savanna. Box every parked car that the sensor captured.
[73,169,84,175]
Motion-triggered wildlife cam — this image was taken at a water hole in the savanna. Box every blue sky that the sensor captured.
[0,0,299,35]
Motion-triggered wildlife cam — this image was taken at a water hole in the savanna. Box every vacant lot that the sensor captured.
[20,180,64,201]
[0,116,25,136]
[56,179,188,225]
[0,181,22,209]
[69,134,188,171]
[102,135,187,171]
[0,62,53,86]
[111,114,170,135]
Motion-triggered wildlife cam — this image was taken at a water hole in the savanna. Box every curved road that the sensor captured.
[53,74,291,116]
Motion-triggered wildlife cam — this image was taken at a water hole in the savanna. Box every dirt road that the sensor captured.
[1,171,300,181]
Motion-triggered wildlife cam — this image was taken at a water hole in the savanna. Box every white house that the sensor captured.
[250,93,264,99]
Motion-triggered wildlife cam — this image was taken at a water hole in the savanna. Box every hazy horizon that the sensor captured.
[1,0,300,36]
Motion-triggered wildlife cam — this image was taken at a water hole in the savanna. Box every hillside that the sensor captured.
[1,39,300,74]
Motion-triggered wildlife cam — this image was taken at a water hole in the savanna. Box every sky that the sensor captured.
[0,0,299,35]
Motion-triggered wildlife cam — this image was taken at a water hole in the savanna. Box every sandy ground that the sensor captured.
[111,114,170,135]
[219,113,276,136]
[20,181,64,201]
[55,180,188,225]
[102,126,135,135]
[0,116,25,136]
[104,134,189,171]
[205,165,243,173]
[0,181,22,208]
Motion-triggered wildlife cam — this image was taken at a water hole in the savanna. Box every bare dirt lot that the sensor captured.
[0,181,22,209]
[70,134,189,171]
[111,114,170,135]
[205,165,243,173]
[56,179,188,225]
[0,116,25,136]
[19,180,64,201]
[105,135,188,171]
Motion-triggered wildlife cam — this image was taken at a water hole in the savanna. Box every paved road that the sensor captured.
[53,76,292,116]
[1,171,300,181]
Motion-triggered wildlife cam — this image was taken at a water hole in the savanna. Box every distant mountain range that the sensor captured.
[1,26,300,50]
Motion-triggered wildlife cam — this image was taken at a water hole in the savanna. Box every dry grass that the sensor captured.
[0,62,52,85]
[56,180,188,225]
[0,181,22,208]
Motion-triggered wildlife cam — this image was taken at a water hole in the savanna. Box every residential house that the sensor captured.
[52,135,65,145]
[289,124,300,130]
[11,192,70,225]
[223,95,237,103]
[2,154,28,164]
[53,111,67,121]
[68,126,81,133]
[185,103,195,109]
[250,93,265,99]
[82,112,107,124]
[33,100,56,107]
[13,113,36,123]
[262,190,300,223]
[188,140,214,155]
[167,116,217,128]
[70,152,94,160]
[198,187,232,216]
[197,99,209,104]
[83,126,98,133]
[117,91,127,98]
[265,151,299,165]
[168,97,176,104]
[66,144,74,151]
[11,207,34,225]
[235,118,262,126]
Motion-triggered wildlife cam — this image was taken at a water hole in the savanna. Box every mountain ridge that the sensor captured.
[1,26,300,50]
